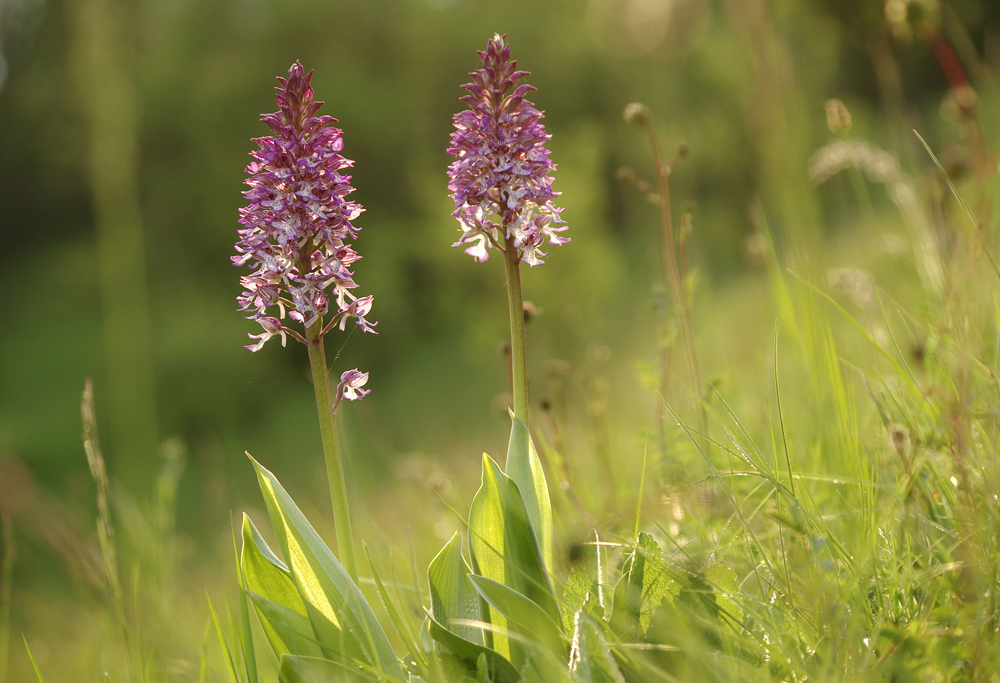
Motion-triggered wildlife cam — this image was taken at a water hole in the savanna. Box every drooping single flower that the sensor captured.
[333,369,370,414]
[234,61,376,352]
[446,34,568,266]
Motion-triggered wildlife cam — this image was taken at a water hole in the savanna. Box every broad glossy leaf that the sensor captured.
[505,415,553,574]
[242,513,305,613]
[425,611,520,683]
[250,455,404,680]
[247,591,324,658]
[467,575,564,658]
[428,532,484,647]
[242,513,315,656]
[467,454,559,663]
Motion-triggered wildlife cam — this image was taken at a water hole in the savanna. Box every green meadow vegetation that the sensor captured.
[1,0,999,681]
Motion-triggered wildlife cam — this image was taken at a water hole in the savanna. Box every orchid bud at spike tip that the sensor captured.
[446,34,568,266]
[235,61,376,353]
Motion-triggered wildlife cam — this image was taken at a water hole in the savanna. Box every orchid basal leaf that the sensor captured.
[505,414,553,575]
[427,532,485,647]
[467,453,559,665]
[467,574,564,659]
[425,611,520,683]
[249,455,404,680]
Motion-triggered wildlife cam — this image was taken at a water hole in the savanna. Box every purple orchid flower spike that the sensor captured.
[446,33,568,266]
[234,61,376,354]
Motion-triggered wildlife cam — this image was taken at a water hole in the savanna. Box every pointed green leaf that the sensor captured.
[468,454,559,663]
[233,520,258,683]
[23,636,45,683]
[505,415,553,574]
[242,513,317,658]
[249,455,404,680]
[425,611,520,683]
[247,591,324,658]
[427,532,484,647]
[467,575,564,658]
[277,654,373,683]
[562,530,605,631]
[626,533,679,635]
[242,513,307,614]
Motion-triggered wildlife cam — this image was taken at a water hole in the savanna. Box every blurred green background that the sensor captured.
[1,0,999,676]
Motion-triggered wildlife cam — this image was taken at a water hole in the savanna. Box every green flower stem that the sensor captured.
[503,235,529,422]
[306,319,359,583]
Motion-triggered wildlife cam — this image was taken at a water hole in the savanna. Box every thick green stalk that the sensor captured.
[503,235,529,422]
[306,320,359,583]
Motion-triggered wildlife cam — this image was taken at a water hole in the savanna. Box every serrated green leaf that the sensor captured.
[562,530,604,632]
[569,613,625,683]
[425,611,519,683]
[505,415,553,574]
[626,533,679,635]
[468,454,559,664]
[428,533,484,647]
[704,565,743,625]
[247,591,324,659]
[467,575,564,658]
[277,653,371,683]
[249,455,404,680]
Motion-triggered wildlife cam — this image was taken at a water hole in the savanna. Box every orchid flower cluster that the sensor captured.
[234,61,376,355]
[447,33,568,265]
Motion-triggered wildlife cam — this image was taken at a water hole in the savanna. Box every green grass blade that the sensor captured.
[361,543,424,669]
[21,636,44,683]
[913,128,1000,282]
[198,619,210,683]
[206,593,240,683]
[277,653,374,683]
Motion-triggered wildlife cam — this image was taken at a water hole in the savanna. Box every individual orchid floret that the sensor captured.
[234,61,376,352]
[446,34,568,265]
[333,369,370,414]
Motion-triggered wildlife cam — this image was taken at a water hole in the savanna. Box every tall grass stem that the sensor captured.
[81,379,136,682]
[640,121,700,397]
